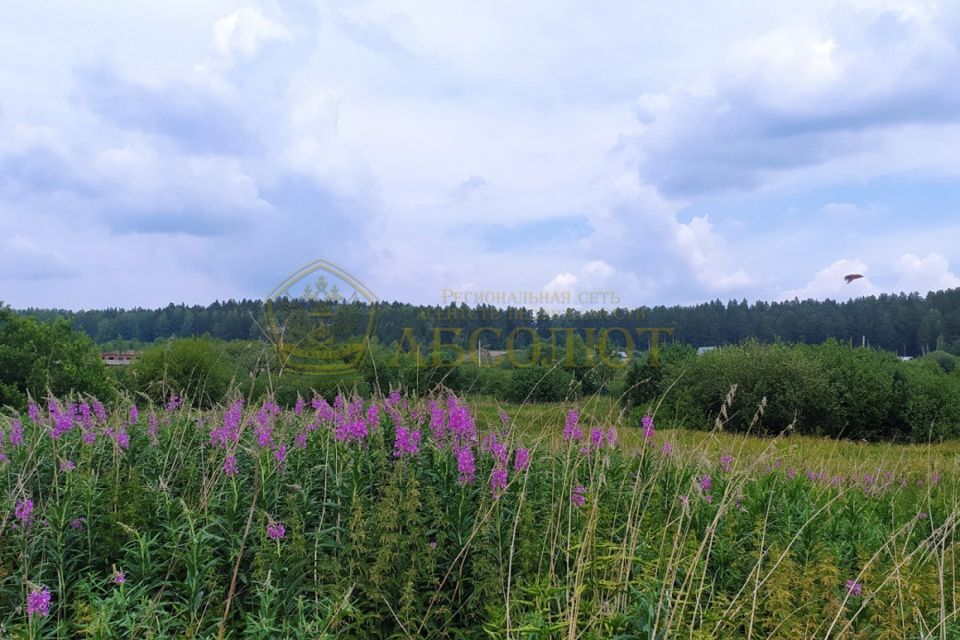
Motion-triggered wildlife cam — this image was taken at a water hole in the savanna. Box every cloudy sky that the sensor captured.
[2,0,960,311]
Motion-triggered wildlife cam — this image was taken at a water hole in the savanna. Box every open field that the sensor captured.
[2,393,958,638]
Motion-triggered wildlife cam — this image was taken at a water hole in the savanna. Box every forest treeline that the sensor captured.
[16,286,960,356]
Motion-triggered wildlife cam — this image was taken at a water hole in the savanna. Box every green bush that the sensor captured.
[129,337,233,407]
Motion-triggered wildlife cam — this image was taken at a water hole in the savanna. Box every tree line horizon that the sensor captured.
[12,285,960,357]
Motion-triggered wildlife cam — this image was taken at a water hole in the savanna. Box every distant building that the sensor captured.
[697,346,718,355]
[101,351,139,366]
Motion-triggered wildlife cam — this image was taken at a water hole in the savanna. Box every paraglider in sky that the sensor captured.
[844,274,864,284]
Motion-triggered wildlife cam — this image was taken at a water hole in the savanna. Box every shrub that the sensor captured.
[129,337,233,407]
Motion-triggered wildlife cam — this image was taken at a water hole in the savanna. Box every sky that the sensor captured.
[2,0,960,311]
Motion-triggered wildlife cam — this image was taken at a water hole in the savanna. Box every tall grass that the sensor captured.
[1,391,957,638]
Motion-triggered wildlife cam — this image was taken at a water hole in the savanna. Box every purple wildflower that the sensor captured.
[223,455,239,477]
[846,579,862,597]
[499,410,509,425]
[641,414,655,442]
[70,516,86,530]
[428,401,446,442]
[60,459,76,473]
[393,425,421,457]
[113,570,126,585]
[490,467,508,498]
[274,443,287,468]
[27,402,41,424]
[15,498,33,527]
[563,409,583,442]
[514,447,530,472]
[787,467,797,479]
[660,442,673,456]
[9,419,24,446]
[210,400,242,448]
[128,405,139,425]
[294,398,306,416]
[267,522,286,541]
[570,484,587,508]
[166,394,181,413]
[455,446,476,484]
[27,588,51,618]
[590,428,604,448]
[699,475,712,493]
[148,413,160,445]
[482,433,509,467]
[92,399,107,422]
[720,452,734,472]
[606,427,618,448]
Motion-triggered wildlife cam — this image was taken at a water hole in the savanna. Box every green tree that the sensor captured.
[0,306,114,409]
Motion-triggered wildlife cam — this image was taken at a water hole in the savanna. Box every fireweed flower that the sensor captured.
[92,399,107,423]
[514,447,530,472]
[366,405,380,431]
[293,398,306,416]
[490,467,508,498]
[428,401,446,442]
[641,414,655,442]
[720,452,734,472]
[15,498,33,527]
[590,428,604,449]
[113,569,126,585]
[699,475,713,493]
[393,425,421,457]
[846,579,862,597]
[661,442,673,456]
[455,446,476,484]
[211,399,243,448]
[148,413,160,445]
[606,427,617,448]
[60,459,76,473]
[267,522,286,541]
[499,410,509,426]
[113,429,130,450]
[166,394,181,413]
[128,405,139,425]
[27,402,41,424]
[447,397,477,446]
[9,419,24,446]
[223,455,239,477]
[294,432,308,449]
[70,516,86,530]
[27,587,51,618]
[787,468,797,479]
[482,433,509,467]
[563,409,583,442]
[274,443,287,469]
[570,484,587,508]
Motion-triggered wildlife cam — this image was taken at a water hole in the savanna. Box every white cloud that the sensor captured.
[893,253,960,293]
[784,258,878,300]
[211,7,291,63]
[673,216,753,290]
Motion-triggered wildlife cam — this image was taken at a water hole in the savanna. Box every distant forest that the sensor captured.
[15,287,960,357]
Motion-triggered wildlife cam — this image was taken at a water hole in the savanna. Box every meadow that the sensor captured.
[1,391,957,639]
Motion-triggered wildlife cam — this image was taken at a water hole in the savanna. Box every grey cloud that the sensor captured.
[74,65,262,155]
